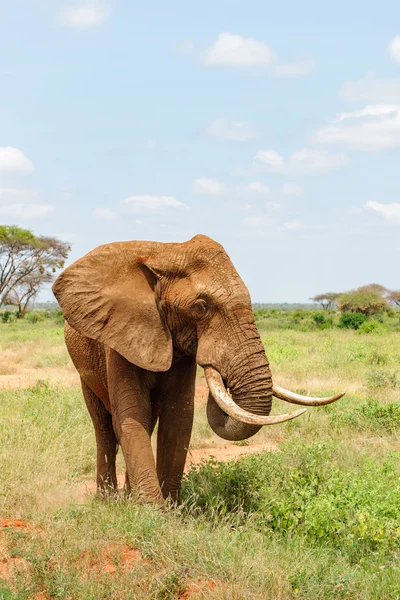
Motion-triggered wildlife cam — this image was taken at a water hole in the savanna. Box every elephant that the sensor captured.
[52,234,344,505]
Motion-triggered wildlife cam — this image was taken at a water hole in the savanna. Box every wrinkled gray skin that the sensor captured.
[53,235,274,504]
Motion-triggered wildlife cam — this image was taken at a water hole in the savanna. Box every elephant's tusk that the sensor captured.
[204,366,306,426]
[272,384,345,406]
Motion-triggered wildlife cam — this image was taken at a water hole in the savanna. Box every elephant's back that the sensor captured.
[64,320,110,409]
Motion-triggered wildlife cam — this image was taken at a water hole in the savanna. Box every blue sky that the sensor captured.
[1,0,400,302]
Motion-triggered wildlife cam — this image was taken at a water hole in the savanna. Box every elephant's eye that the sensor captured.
[191,299,208,319]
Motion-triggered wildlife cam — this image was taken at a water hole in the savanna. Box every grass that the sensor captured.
[1,316,400,598]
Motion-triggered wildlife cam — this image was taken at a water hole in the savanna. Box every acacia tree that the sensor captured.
[337,289,388,316]
[4,273,53,317]
[0,225,70,311]
[356,284,388,297]
[310,293,340,310]
[388,290,400,308]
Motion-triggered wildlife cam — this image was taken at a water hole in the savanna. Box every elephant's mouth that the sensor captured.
[204,365,345,426]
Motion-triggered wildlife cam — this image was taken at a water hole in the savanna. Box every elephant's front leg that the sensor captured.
[155,356,196,502]
[108,350,163,505]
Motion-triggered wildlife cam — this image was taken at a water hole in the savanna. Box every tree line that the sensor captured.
[311,284,400,315]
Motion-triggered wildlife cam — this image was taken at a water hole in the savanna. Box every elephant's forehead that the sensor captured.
[191,261,251,303]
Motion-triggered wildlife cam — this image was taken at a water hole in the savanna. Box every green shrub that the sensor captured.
[25,310,45,324]
[357,400,400,431]
[1,310,12,323]
[357,320,386,334]
[312,312,333,329]
[182,441,400,559]
[2,311,17,323]
[366,369,398,390]
[339,312,366,330]
[336,398,400,434]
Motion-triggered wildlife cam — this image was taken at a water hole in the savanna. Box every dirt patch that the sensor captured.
[186,439,279,469]
[0,553,31,582]
[80,543,150,577]
[81,544,220,598]
[0,519,34,583]
[0,367,79,390]
[0,519,31,530]
[178,579,220,599]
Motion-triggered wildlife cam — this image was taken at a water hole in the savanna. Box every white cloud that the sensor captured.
[207,118,260,142]
[254,148,349,176]
[242,215,268,227]
[366,200,400,224]
[283,220,305,230]
[240,202,252,211]
[254,150,285,173]
[248,182,270,193]
[274,58,315,78]
[121,195,186,214]
[0,204,54,219]
[388,36,400,65]
[192,178,227,196]
[313,104,400,151]
[340,72,400,103]
[0,188,52,219]
[282,183,304,196]
[0,188,38,202]
[59,0,111,29]
[0,147,34,174]
[201,32,314,78]
[203,32,275,68]
[289,149,349,175]
[93,207,119,220]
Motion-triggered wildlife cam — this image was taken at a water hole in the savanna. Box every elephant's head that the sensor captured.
[53,234,344,441]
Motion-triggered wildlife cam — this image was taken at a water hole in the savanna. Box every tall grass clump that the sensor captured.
[0,381,94,515]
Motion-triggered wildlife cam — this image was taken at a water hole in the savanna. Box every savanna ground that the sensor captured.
[1,310,400,599]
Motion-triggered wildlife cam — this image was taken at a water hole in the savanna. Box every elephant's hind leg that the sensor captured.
[80,379,118,495]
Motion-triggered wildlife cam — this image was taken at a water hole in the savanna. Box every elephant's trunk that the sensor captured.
[206,338,284,441]
[203,310,345,442]
[205,367,305,437]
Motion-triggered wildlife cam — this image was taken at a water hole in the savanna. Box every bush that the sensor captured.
[339,312,366,330]
[360,400,400,429]
[312,312,333,329]
[357,320,386,334]
[1,311,17,323]
[25,310,46,324]
[182,441,400,559]
[334,397,400,434]
[1,310,12,323]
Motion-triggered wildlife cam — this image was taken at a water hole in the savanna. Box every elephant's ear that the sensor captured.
[52,242,173,372]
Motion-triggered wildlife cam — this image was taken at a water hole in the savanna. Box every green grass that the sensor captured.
[0,318,64,347]
[1,318,400,598]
